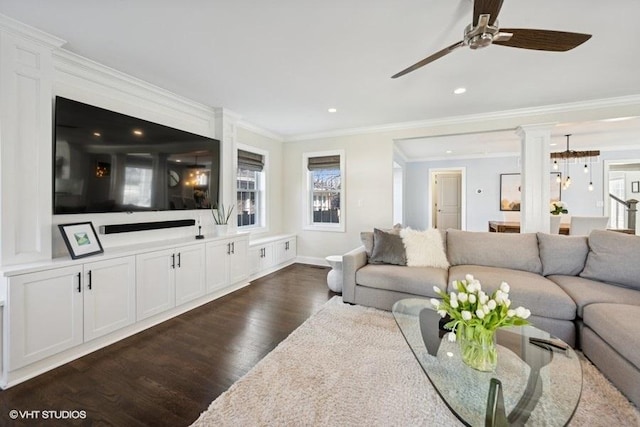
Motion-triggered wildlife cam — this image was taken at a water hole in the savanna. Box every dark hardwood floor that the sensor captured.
[0,264,336,426]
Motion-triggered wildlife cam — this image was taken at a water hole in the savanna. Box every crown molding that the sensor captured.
[0,13,66,48]
[54,48,218,118]
[237,120,284,142]
[286,94,640,142]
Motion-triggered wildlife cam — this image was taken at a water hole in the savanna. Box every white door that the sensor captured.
[84,256,136,341]
[8,266,84,370]
[175,244,206,306]
[436,173,462,230]
[136,249,175,320]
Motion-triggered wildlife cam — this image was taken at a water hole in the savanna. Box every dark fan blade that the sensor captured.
[473,0,504,26]
[391,41,465,79]
[494,28,592,51]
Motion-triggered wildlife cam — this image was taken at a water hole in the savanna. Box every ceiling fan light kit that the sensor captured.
[392,0,592,79]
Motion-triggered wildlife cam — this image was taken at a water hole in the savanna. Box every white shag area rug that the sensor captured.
[191,297,640,426]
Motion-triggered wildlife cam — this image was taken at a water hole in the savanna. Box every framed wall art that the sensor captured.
[58,222,104,259]
[500,172,562,212]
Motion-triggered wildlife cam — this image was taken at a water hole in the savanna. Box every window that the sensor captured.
[236,148,266,229]
[123,166,152,207]
[304,150,345,231]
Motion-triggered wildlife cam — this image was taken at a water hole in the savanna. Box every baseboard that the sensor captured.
[295,256,329,267]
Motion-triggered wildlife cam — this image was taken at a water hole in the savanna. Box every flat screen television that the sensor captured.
[53,96,220,214]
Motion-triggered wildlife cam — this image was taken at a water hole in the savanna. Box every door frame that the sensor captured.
[428,167,466,230]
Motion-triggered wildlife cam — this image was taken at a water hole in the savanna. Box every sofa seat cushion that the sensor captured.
[583,303,640,369]
[548,275,640,318]
[449,265,576,321]
[355,264,447,297]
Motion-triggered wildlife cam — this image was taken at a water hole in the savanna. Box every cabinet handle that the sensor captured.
[171,253,176,269]
[77,272,81,293]
[286,241,289,250]
[261,248,265,258]
[88,270,92,290]
[227,243,231,255]
[177,252,181,268]
[232,242,235,254]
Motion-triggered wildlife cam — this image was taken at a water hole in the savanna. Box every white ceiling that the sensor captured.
[1,0,640,152]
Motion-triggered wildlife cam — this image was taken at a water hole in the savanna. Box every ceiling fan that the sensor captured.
[391,0,592,79]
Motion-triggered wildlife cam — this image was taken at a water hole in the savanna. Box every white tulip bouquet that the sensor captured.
[430,274,531,371]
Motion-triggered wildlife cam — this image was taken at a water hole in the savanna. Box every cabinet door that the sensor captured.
[136,249,175,320]
[229,238,249,284]
[83,256,136,342]
[8,266,83,370]
[205,239,230,293]
[175,244,206,306]
[248,246,262,276]
[275,237,296,265]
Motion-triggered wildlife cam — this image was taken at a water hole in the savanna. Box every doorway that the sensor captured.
[604,159,640,233]
[429,168,465,230]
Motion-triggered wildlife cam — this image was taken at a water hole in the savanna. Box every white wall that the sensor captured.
[283,134,393,263]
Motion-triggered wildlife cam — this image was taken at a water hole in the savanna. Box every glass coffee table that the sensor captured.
[392,298,582,426]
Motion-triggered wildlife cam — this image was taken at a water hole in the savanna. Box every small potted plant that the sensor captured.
[550,201,568,215]
[211,204,234,236]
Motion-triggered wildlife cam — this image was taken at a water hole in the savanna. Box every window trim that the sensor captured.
[235,144,268,233]
[302,149,346,232]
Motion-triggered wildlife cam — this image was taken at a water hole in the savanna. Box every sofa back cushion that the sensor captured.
[446,229,542,274]
[537,233,589,276]
[580,230,640,290]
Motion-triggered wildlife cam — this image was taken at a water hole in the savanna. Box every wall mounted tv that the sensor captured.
[53,96,220,214]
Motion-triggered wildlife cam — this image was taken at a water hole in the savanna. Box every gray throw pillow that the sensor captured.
[580,230,640,290]
[361,224,402,258]
[446,229,542,274]
[369,228,407,266]
[537,233,589,276]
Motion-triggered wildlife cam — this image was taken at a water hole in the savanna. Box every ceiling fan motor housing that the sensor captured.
[464,17,500,50]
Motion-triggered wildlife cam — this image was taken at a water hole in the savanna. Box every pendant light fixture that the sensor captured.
[550,134,600,191]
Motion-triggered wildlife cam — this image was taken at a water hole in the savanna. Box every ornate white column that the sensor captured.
[213,108,242,229]
[0,16,65,265]
[516,124,555,233]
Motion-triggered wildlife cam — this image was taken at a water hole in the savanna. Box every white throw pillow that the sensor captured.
[400,227,450,269]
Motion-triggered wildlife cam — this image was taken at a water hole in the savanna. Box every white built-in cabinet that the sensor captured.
[206,236,249,294]
[0,233,253,388]
[136,244,205,321]
[249,235,297,279]
[8,256,135,370]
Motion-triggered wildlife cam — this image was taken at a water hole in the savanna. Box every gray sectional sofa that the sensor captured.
[342,228,640,407]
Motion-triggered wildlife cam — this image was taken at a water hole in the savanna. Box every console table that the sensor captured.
[488,221,570,235]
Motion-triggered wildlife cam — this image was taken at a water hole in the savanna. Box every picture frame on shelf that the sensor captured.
[58,222,104,259]
[500,172,562,211]
[632,181,640,193]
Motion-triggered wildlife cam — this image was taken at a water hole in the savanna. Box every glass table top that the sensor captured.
[392,298,582,426]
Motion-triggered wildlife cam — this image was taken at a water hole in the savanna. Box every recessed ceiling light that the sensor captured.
[446,150,453,154]
[550,143,557,146]
[176,159,181,163]
[133,129,143,136]
[453,87,466,95]
[328,108,337,113]
[93,132,101,137]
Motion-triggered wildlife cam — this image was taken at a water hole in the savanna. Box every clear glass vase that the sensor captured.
[457,324,497,372]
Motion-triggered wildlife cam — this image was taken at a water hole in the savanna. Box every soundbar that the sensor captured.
[99,219,196,235]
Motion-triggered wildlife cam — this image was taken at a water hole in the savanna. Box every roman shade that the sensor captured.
[307,155,340,171]
[238,149,264,172]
